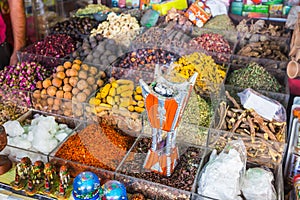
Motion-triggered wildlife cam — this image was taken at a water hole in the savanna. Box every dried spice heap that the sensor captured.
[182,92,212,127]
[0,101,28,125]
[173,52,226,95]
[236,19,289,37]
[189,33,232,62]
[237,40,288,61]
[227,62,282,92]
[55,123,136,171]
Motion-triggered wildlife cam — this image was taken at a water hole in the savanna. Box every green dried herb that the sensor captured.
[182,92,212,127]
[227,62,282,92]
[203,15,236,31]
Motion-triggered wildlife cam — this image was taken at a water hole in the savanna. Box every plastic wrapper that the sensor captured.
[238,88,286,122]
[197,139,246,200]
[285,6,300,29]
[206,0,228,17]
[241,167,277,200]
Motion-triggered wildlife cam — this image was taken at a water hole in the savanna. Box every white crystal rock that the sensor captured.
[12,136,32,149]
[55,131,68,142]
[3,120,24,137]
[33,138,58,154]
[27,131,34,142]
[59,124,68,129]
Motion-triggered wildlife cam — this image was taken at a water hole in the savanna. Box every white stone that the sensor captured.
[3,120,24,137]
[55,131,68,142]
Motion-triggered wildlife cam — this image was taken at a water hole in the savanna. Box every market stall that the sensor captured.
[0,0,299,199]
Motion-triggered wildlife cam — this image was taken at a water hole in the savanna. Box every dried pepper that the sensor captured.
[172,52,226,95]
[54,123,135,171]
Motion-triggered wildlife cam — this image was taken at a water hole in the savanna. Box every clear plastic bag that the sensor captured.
[285,6,300,29]
[198,139,246,200]
[241,167,277,200]
[238,88,286,122]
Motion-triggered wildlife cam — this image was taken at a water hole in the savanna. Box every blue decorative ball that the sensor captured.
[72,171,100,200]
[103,180,128,200]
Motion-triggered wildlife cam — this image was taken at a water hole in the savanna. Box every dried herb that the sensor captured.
[227,62,282,92]
[0,101,28,125]
[173,52,226,95]
[203,14,236,31]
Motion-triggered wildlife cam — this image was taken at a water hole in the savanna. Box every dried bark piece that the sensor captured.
[225,91,240,109]
[250,109,277,141]
[230,110,247,133]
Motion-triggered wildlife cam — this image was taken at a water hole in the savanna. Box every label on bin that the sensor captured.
[185,1,211,27]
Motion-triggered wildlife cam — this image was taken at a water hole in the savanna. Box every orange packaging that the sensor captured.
[185,1,211,27]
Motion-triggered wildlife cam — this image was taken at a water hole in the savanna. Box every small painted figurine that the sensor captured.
[14,167,20,186]
[16,157,32,179]
[26,177,35,195]
[44,176,50,193]
[58,179,65,197]
[59,165,70,192]
[44,162,56,184]
[44,162,56,193]
[12,167,22,190]
[32,160,45,185]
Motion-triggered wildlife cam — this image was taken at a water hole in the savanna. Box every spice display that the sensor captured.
[133,23,191,51]
[216,91,286,143]
[189,33,232,62]
[32,60,106,117]
[0,101,28,125]
[159,25,191,51]
[202,14,236,31]
[236,40,289,61]
[236,19,290,37]
[112,48,179,83]
[133,27,165,46]
[118,137,202,193]
[91,12,140,47]
[22,34,75,58]
[172,52,226,95]
[227,62,282,93]
[0,62,51,91]
[83,38,128,66]
[50,17,99,40]
[89,78,144,135]
[3,114,73,156]
[71,34,104,60]
[0,5,294,199]
[54,123,136,172]
[74,4,110,18]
